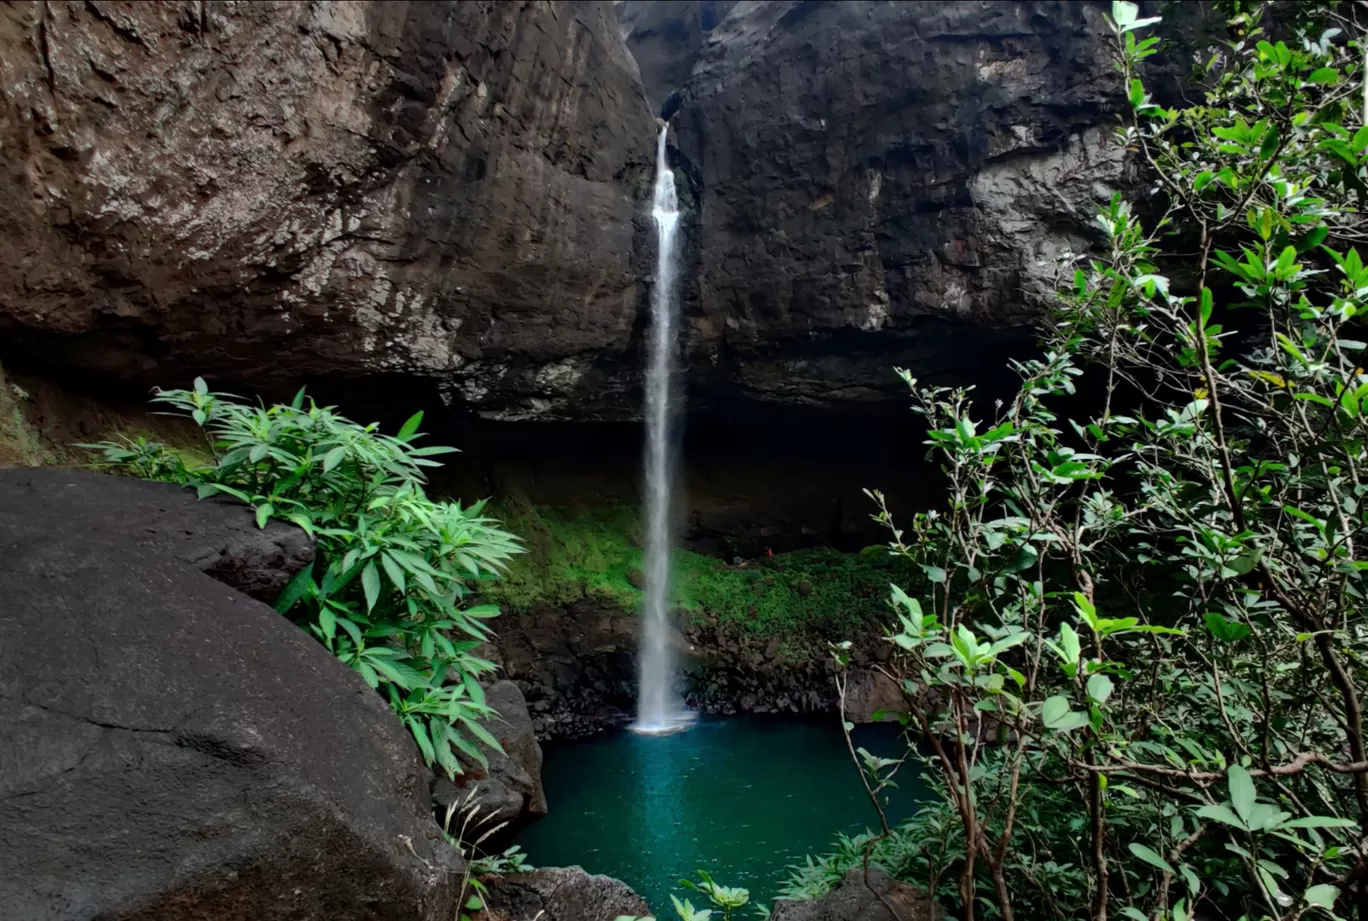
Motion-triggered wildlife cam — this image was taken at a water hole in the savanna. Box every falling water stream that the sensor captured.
[632,124,693,735]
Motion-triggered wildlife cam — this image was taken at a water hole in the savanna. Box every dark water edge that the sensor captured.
[516,715,927,913]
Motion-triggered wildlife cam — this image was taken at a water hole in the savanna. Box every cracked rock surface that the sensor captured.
[0,472,458,920]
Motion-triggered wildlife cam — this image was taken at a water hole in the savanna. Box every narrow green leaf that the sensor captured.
[274,563,315,614]
[397,411,425,442]
[380,552,407,595]
[322,446,348,474]
[362,562,381,613]
[1129,842,1176,874]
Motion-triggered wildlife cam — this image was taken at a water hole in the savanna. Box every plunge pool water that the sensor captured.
[516,716,927,913]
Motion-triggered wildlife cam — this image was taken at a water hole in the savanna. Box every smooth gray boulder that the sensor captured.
[433,680,548,851]
[0,482,458,920]
[0,468,314,601]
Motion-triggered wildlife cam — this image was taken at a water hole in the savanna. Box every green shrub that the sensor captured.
[84,380,521,778]
[822,4,1368,920]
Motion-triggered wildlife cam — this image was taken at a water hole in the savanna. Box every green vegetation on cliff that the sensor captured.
[485,498,909,636]
[794,6,1368,921]
[0,363,43,467]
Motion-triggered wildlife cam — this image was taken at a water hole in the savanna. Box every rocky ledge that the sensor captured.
[487,601,898,740]
[2,0,1127,422]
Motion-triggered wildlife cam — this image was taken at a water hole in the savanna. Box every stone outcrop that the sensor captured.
[489,601,640,739]
[843,668,907,724]
[0,467,314,600]
[433,680,548,852]
[0,0,656,420]
[489,600,894,739]
[0,474,457,920]
[632,0,1127,413]
[770,868,939,921]
[474,867,652,921]
[2,0,1135,422]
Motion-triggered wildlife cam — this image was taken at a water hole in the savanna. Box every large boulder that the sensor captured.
[770,868,939,921]
[0,0,656,421]
[0,479,459,919]
[432,680,548,851]
[0,467,313,600]
[475,867,651,921]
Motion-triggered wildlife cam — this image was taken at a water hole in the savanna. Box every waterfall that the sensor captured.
[632,124,693,735]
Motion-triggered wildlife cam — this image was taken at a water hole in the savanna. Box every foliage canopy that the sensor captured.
[813,4,1368,921]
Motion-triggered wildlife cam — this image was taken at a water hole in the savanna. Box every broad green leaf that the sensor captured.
[1061,623,1081,665]
[1197,803,1246,830]
[318,606,336,643]
[1304,884,1340,910]
[1041,695,1087,731]
[1087,673,1114,705]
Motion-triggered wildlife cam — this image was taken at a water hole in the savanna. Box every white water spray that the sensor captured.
[632,125,693,735]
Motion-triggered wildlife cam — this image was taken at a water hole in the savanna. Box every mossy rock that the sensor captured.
[483,499,912,639]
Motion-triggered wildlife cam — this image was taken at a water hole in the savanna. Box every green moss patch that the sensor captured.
[0,364,45,467]
[484,499,910,637]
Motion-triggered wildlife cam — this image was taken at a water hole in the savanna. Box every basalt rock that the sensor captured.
[489,599,888,738]
[616,0,737,112]
[0,476,457,920]
[488,602,640,740]
[770,868,938,921]
[474,867,652,921]
[626,0,1128,413]
[0,467,313,601]
[2,0,1134,422]
[843,668,908,724]
[432,680,548,852]
[0,0,656,421]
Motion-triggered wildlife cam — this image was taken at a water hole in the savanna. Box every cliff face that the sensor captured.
[1,0,1128,423]
[0,0,656,420]
[626,0,1127,413]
